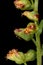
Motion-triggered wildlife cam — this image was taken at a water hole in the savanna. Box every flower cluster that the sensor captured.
[5,0,43,65]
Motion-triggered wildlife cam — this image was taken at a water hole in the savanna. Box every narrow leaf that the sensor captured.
[37,20,43,34]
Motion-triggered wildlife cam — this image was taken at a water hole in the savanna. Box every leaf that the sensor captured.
[14,28,34,41]
[37,20,43,35]
[25,50,36,62]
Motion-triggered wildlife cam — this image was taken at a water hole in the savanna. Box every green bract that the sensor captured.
[14,0,33,10]
[14,52,25,64]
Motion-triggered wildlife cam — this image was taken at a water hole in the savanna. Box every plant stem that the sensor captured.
[36,34,42,65]
[24,63,27,65]
[34,0,39,12]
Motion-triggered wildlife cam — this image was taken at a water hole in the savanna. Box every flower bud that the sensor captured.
[14,0,31,10]
[6,49,25,64]
[22,11,39,21]
[25,50,36,62]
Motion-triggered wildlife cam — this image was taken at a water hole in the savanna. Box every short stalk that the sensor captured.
[31,0,34,4]
[24,63,27,65]
[32,38,36,45]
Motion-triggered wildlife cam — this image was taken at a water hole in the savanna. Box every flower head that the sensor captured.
[22,11,39,21]
[6,49,19,60]
[6,49,25,64]
[14,0,31,10]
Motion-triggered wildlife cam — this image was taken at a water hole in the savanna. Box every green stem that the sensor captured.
[24,63,27,65]
[31,0,34,4]
[34,0,39,12]
[32,38,36,45]
[40,44,43,56]
[36,34,42,65]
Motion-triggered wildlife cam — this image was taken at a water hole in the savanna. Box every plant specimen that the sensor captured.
[6,0,43,65]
